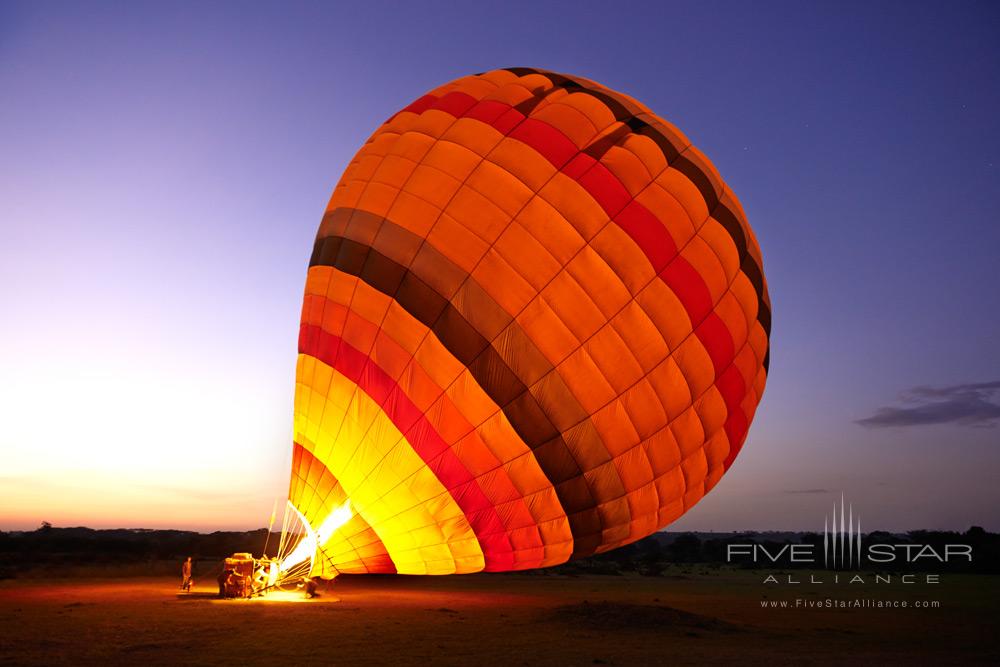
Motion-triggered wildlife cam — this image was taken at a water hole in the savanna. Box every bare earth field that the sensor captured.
[1,569,997,666]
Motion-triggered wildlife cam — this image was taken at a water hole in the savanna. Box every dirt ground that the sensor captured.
[0,569,997,666]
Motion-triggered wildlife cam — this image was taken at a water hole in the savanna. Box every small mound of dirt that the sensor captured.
[548,601,740,634]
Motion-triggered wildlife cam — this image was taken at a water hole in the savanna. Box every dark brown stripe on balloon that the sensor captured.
[507,67,635,121]
[504,67,771,350]
[310,209,616,556]
[582,124,632,161]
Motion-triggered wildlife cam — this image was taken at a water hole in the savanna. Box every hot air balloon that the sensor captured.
[277,67,770,579]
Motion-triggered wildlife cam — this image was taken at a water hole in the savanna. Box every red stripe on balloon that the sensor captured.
[722,409,749,469]
[662,259,714,329]
[465,99,511,125]
[300,323,531,571]
[615,200,678,272]
[387,94,436,123]
[697,313,737,375]
[430,91,479,117]
[576,161,633,217]
[509,118,578,167]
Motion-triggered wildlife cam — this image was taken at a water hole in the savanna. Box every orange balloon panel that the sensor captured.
[291,68,770,575]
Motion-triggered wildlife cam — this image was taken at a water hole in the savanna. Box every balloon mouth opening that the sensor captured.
[236,500,354,597]
[250,499,352,595]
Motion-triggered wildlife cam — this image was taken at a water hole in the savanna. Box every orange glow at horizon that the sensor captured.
[0,342,293,532]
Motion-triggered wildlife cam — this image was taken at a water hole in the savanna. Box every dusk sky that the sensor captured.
[2,1,997,533]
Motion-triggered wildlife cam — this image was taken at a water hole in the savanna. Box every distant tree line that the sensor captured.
[0,525,280,579]
[1,525,996,578]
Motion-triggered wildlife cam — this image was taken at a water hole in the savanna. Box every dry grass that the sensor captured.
[0,569,997,665]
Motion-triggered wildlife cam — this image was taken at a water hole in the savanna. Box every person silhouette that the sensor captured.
[181,557,193,592]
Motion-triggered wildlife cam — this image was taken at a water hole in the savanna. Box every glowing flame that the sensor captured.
[266,561,278,587]
[278,499,352,575]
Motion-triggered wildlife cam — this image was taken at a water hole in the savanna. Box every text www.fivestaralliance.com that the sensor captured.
[761,599,941,609]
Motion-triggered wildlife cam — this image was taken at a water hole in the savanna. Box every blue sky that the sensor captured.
[1,1,997,531]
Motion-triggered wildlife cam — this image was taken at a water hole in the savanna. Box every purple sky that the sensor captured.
[1,1,998,532]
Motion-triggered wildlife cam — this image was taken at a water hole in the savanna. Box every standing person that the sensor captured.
[181,557,193,592]
[218,567,233,598]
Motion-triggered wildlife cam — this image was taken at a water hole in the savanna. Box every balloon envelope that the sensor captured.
[289,68,770,575]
